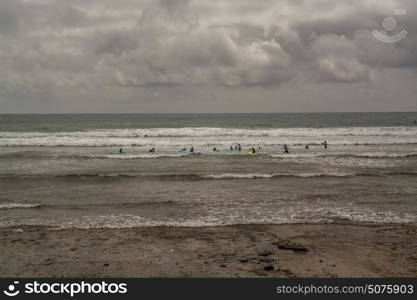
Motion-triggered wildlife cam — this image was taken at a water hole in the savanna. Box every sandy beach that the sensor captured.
[1,224,416,278]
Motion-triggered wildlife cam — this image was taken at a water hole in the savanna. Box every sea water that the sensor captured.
[0,113,416,228]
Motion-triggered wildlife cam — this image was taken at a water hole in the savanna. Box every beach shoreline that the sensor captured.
[1,223,416,278]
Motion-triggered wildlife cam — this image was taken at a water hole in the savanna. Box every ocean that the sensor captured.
[0,113,416,228]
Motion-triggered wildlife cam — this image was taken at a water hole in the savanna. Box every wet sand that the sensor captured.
[1,224,416,277]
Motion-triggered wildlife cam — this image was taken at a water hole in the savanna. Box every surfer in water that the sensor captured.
[213,147,218,152]
[283,144,289,154]
[322,140,328,149]
[190,147,194,153]
[148,147,156,153]
[251,147,256,154]
[305,144,309,150]
[119,148,123,154]
[238,144,242,151]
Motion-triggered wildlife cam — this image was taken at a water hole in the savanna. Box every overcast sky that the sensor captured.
[0,0,416,113]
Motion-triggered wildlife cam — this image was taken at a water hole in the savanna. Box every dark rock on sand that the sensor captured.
[257,250,272,256]
[275,241,308,253]
[259,257,274,263]
[263,265,274,271]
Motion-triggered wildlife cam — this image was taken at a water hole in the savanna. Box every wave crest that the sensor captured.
[0,203,42,210]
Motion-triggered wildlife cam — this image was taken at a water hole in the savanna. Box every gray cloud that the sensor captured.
[0,0,416,112]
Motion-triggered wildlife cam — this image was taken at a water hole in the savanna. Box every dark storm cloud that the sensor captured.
[0,0,416,112]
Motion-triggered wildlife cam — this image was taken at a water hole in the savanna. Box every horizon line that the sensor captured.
[0,111,416,115]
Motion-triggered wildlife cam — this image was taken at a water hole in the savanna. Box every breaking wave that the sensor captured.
[0,203,42,210]
[0,126,416,147]
[1,210,416,229]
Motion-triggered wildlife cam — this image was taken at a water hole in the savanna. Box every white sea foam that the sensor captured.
[352,152,417,158]
[0,126,416,147]
[0,203,42,210]
[0,208,415,229]
[201,172,354,179]
[202,173,276,179]
[94,153,188,159]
